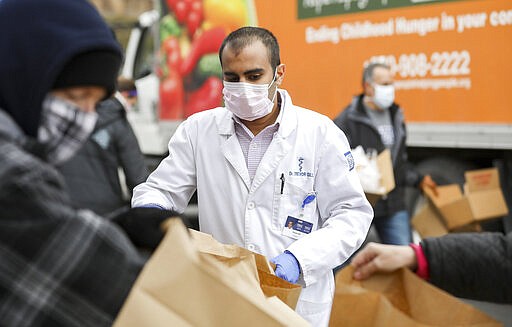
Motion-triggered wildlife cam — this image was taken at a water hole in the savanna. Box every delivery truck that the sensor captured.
[121,0,512,227]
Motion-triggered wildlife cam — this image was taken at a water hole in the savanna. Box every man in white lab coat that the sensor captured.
[132,26,373,326]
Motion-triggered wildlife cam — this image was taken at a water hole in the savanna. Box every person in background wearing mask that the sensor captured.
[59,76,148,216]
[0,0,182,325]
[132,26,373,326]
[334,63,437,245]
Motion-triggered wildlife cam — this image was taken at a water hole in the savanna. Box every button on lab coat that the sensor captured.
[132,90,373,326]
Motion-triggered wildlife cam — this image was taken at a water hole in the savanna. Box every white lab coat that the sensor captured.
[132,90,373,326]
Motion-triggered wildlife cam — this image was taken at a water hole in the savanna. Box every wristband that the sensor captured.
[409,243,429,280]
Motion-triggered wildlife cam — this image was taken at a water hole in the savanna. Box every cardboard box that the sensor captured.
[411,202,481,239]
[412,168,508,238]
[361,149,395,206]
[411,204,449,238]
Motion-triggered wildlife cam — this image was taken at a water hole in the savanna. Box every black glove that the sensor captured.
[109,207,188,250]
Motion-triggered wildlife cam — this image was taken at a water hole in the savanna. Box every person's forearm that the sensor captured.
[422,232,512,303]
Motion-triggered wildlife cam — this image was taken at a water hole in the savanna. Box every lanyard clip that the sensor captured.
[301,192,316,209]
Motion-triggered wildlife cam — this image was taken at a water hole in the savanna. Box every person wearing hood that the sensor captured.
[58,76,148,216]
[334,63,437,246]
[0,0,181,326]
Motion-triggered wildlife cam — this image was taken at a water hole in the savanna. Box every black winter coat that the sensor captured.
[422,232,512,303]
[333,95,422,217]
[58,97,148,215]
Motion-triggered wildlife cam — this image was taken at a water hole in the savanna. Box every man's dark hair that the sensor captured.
[219,26,281,72]
[362,62,391,86]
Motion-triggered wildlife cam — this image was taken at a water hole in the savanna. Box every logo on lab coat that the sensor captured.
[289,157,314,178]
[344,151,355,171]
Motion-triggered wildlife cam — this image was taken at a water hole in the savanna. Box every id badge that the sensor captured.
[281,216,313,240]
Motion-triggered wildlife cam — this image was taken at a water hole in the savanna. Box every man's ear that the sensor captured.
[363,81,373,97]
[276,64,286,86]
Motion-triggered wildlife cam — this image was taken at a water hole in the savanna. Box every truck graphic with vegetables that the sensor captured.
[122,0,255,156]
[123,0,512,221]
[157,0,255,120]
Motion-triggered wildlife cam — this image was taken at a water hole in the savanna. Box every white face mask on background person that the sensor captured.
[223,71,278,121]
[372,84,395,110]
[38,94,98,165]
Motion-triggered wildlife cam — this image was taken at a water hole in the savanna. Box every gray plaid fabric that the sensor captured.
[38,95,98,165]
[0,111,145,326]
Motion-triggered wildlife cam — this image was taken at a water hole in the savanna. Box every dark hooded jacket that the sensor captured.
[0,0,144,325]
[422,231,512,303]
[58,97,148,216]
[334,95,422,217]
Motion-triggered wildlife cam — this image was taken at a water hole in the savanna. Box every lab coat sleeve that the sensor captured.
[287,122,373,287]
[131,119,197,213]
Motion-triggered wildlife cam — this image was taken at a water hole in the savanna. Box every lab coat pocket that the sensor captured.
[275,179,317,234]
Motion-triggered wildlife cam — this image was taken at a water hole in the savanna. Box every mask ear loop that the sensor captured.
[268,68,279,103]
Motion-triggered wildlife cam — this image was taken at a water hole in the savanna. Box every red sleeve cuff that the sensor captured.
[409,243,429,280]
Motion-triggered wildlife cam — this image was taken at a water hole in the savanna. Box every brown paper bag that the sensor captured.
[329,266,502,327]
[114,220,309,327]
[189,229,274,273]
[190,229,302,309]
[258,269,301,310]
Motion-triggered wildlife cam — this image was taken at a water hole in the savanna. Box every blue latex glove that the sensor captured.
[139,203,165,209]
[270,250,301,284]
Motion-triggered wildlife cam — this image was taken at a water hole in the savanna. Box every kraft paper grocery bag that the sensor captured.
[258,269,301,310]
[329,266,501,327]
[189,229,302,309]
[198,252,262,290]
[189,229,274,273]
[114,219,309,327]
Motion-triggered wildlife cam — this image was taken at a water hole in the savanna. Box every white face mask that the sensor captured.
[223,71,278,121]
[372,84,395,109]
